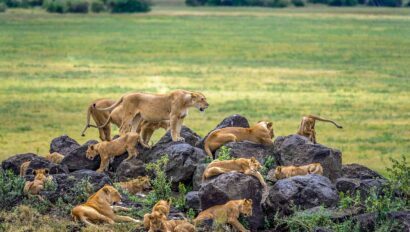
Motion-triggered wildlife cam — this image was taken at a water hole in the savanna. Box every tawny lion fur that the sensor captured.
[202,157,267,188]
[20,160,31,177]
[194,199,253,232]
[45,152,65,164]
[297,115,342,144]
[71,185,139,226]
[23,168,52,195]
[86,132,148,173]
[117,176,151,195]
[146,213,196,232]
[95,90,209,142]
[274,163,324,180]
[204,121,274,158]
[144,200,171,230]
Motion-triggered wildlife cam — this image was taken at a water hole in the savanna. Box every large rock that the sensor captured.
[195,114,249,149]
[142,143,207,187]
[273,135,342,182]
[38,170,112,203]
[61,140,100,172]
[185,191,200,211]
[155,126,202,147]
[263,174,339,215]
[1,153,38,175]
[115,158,146,182]
[49,135,80,156]
[25,156,68,175]
[192,163,207,191]
[335,178,387,199]
[198,172,264,231]
[215,141,275,165]
[341,163,385,180]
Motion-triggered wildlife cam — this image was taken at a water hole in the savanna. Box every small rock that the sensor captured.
[341,163,385,180]
[115,158,146,182]
[185,191,200,211]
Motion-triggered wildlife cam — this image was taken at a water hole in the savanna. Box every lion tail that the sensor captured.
[80,105,94,137]
[308,115,343,129]
[94,96,123,111]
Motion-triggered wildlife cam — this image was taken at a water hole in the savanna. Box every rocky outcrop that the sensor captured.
[341,163,385,180]
[25,157,68,175]
[273,135,342,182]
[198,172,265,230]
[214,141,275,165]
[49,135,80,156]
[1,153,38,175]
[263,174,339,215]
[155,126,202,147]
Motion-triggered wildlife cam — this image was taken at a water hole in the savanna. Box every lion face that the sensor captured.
[257,121,274,138]
[102,185,122,205]
[191,92,209,112]
[138,176,151,190]
[241,199,253,217]
[86,144,99,160]
[148,211,167,232]
[250,157,262,170]
[274,166,286,180]
[33,168,49,181]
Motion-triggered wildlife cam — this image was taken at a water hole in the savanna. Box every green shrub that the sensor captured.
[0,169,25,209]
[386,155,409,199]
[146,155,172,204]
[174,182,188,210]
[67,0,89,13]
[261,155,275,176]
[0,2,7,11]
[44,0,68,13]
[292,0,305,6]
[329,0,358,6]
[308,0,328,4]
[91,0,105,12]
[109,0,151,13]
[217,146,232,161]
[367,0,401,6]
[185,0,206,5]
[266,0,290,7]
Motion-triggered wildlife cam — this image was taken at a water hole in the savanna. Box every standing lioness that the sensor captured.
[95,90,209,142]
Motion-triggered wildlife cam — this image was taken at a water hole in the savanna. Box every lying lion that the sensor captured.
[86,132,148,173]
[202,157,267,188]
[82,98,169,143]
[45,152,64,164]
[95,90,209,142]
[23,168,52,195]
[274,163,324,180]
[117,176,151,195]
[204,121,274,158]
[194,199,253,232]
[144,200,171,230]
[146,212,196,232]
[72,185,139,226]
[297,115,342,144]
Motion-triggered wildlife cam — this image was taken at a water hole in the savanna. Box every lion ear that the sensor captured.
[276,166,282,171]
[103,186,110,194]
[250,157,256,162]
[267,122,273,128]
[245,199,253,205]
[32,170,37,175]
[89,145,94,150]
[44,169,49,175]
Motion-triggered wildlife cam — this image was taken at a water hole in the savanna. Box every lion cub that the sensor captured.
[86,132,148,173]
[194,199,253,232]
[274,163,323,180]
[204,121,274,158]
[23,168,52,195]
[45,152,65,164]
[297,115,342,144]
[147,214,196,232]
[72,185,139,226]
[202,157,267,188]
[117,176,151,195]
[144,200,171,230]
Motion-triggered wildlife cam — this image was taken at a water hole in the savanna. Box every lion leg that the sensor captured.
[194,212,213,226]
[169,115,184,142]
[103,125,111,141]
[112,206,131,212]
[113,214,140,223]
[245,170,267,188]
[126,146,138,160]
[141,127,154,145]
[131,114,142,133]
[203,167,231,180]
[228,218,249,232]
[120,112,135,135]
[97,156,109,173]
[143,213,151,229]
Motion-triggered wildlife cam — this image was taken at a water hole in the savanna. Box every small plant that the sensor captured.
[90,0,105,12]
[261,155,275,176]
[386,155,409,199]
[43,178,58,192]
[217,146,232,161]
[338,191,361,209]
[146,155,172,204]
[0,169,25,209]
[62,177,94,205]
[174,182,188,210]
[186,208,196,220]
[291,0,305,6]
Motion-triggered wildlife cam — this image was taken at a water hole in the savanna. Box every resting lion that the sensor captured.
[71,185,139,226]
[144,200,171,230]
[117,176,151,195]
[204,121,274,158]
[95,90,209,142]
[194,199,253,232]
[23,168,52,195]
[202,157,267,188]
[274,163,324,180]
[45,152,65,164]
[146,212,196,232]
[86,132,148,173]
[297,115,342,144]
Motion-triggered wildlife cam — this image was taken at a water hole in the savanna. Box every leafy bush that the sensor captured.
[0,169,25,209]
[261,155,275,176]
[109,0,151,13]
[266,0,290,7]
[44,0,68,13]
[217,146,232,161]
[292,0,305,6]
[0,2,7,11]
[174,182,188,210]
[146,155,172,203]
[91,0,105,12]
[185,0,207,5]
[367,0,401,6]
[67,0,88,13]
[308,0,328,4]
[328,0,358,6]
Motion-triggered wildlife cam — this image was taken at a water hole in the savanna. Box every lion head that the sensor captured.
[257,121,274,138]
[240,199,253,217]
[148,211,168,232]
[274,166,286,180]
[33,168,49,181]
[86,144,99,160]
[136,176,151,190]
[100,185,122,205]
[250,157,262,170]
[191,92,209,112]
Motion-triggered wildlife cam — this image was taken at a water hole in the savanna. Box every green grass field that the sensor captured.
[0,4,409,174]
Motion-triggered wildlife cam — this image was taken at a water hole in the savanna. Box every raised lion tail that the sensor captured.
[307,115,343,129]
[94,96,123,111]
